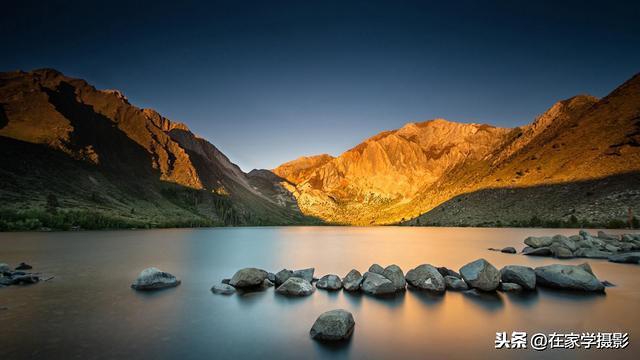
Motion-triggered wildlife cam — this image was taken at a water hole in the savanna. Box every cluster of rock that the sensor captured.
[521,230,640,264]
[0,262,48,287]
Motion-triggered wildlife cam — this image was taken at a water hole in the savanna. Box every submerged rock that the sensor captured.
[211,282,236,295]
[534,263,604,292]
[342,269,363,291]
[459,259,500,292]
[316,274,343,290]
[382,264,406,291]
[444,275,468,291]
[405,264,445,293]
[276,277,315,296]
[310,309,355,341]
[499,283,523,292]
[501,247,517,254]
[131,267,180,291]
[368,264,385,275]
[15,262,33,270]
[361,272,396,295]
[608,252,640,264]
[500,265,536,291]
[229,268,268,288]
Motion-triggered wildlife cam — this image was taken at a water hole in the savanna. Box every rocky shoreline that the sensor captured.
[0,262,53,288]
[489,230,640,263]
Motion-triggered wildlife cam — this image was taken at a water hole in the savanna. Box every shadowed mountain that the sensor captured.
[275,73,640,226]
[0,69,316,229]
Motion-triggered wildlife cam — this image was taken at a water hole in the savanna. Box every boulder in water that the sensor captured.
[310,309,355,341]
[360,272,396,295]
[316,274,343,290]
[131,267,180,290]
[405,264,445,293]
[534,263,604,292]
[342,269,363,291]
[229,268,268,288]
[382,264,406,291]
[459,259,500,292]
[276,277,315,296]
[500,265,535,290]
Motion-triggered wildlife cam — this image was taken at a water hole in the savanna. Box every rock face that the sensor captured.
[276,277,315,296]
[310,309,355,341]
[229,268,268,288]
[500,265,536,291]
[382,265,406,291]
[459,259,500,292]
[360,272,396,295]
[342,269,364,291]
[131,267,180,291]
[444,275,469,291]
[534,264,605,292]
[316,275,343,290]
[211,282,236,295]
[609,252,640,264]
[405,264,446,293]
[368,264,385,275]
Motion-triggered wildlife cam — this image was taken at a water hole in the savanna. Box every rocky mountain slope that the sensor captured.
[0,69,313,229]
[275,73,640,226]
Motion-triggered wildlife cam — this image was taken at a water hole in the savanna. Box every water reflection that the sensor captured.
[0,227,638,359]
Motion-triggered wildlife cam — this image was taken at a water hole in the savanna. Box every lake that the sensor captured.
[0,227,638,359]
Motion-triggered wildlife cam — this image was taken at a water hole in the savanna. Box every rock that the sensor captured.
[405,264,445,293]
[608,252,640,264]
[130,268,180,290]
[521,246,533,253]
[342,269,363,291]
[15,262,32,270]
[598,231,619,241]
[229,268,268,288]
[523,247,552,256]
[621,234,635,242]
[501,247,516,254]
[444,275,468,291]
[550,244,574,259]
[382,264,406,291]
[221,278,231,284]
[211,282,236,295]
[9,274,40,285]
[574,248,613,259]
[263,279,274,287]
[601,280,616,287]
[459,259,500,292]
[500,265,536,291]
[569,235,582,242]
[604,244,620,253]
[551,235,578,252]
[292,268,315,282]
[499,283,523,292]
[437,267,461,279]
[310,309,355,341]
[275,269,294,286]
[360,272,396,295]
[579,229,591,239]
[0,263,10,274]
[534,263,604,292]
[524,236,553,248]
[276,277,315,296]
[368,264,385,275]
[487,247,501,252]
[0,277,12,286]
[267,272,276,283]
[316,274,343,290]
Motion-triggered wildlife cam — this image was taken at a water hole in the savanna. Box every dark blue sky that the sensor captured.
[2,1,639,170]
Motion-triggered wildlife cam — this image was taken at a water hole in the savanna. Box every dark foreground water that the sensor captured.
[0,227,639,359]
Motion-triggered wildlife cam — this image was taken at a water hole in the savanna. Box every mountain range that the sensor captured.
[1,69,638,229]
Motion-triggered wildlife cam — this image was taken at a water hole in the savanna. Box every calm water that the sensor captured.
[0,227,639,359]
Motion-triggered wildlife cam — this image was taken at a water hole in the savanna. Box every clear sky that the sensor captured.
[2,0,639,171]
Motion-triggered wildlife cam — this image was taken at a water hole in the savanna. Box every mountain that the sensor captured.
[0,69,314,230]
[274,73,640,226]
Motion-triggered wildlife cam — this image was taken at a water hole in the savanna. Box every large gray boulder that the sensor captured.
[342,269,363,291]
[368,264,385,275]
[229,268,268,288]
[574,248,613,259]
[405,264,445,293]
[382,264,406,291]
[608,252,640,264]
[444,275,468,291]
[500,265,536,290]
[437,267,461,279]
[551,235,578,252]
[211,282,236,295]
[459,259,500,292]
[131,267,180,290]
[524,236,553,248]
[550,243,574,259]
[275,269,294,286]
[598,231,619,241]
[310,309,355,341]
[316,274,343,290]
[361,272,396,295]
[534,263,604,292]
[276,277,315,296]
[292,268,315,282]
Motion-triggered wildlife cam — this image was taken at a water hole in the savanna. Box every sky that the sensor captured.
[2,0,639,171]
